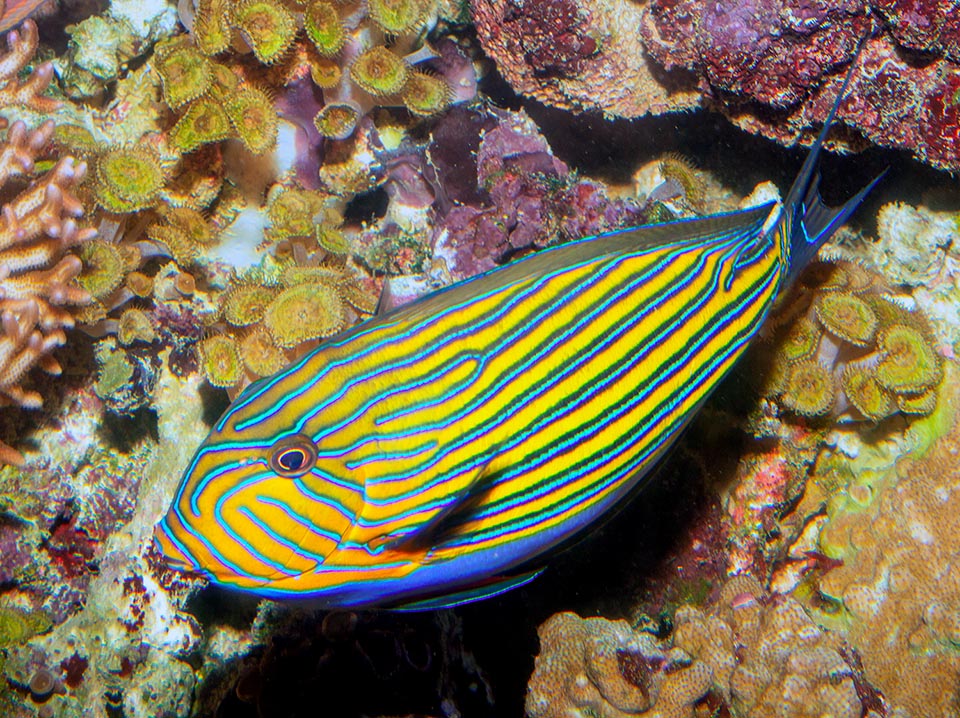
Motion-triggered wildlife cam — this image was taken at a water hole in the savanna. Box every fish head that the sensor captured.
[154,372,357,592]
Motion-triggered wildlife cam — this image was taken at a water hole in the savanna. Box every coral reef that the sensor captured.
[527,576,876,718]
[0,21,96,465]
[787,370,960,717]
[639,3,960,170]
[474,0,960,171]
[0,1,953,716]
[471,0,700,119]
[0,359,211,718]
[428,106,645,284]
[761,261,944,423]
[526,612,711,718]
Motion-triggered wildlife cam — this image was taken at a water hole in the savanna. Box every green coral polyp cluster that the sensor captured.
[199,259,375,390]
[183,0,452,142]
[765,261,944,423]
[155,35,278,156]
[95,145,167,213]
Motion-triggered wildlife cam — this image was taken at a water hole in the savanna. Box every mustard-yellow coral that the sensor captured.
[764,261,944,423]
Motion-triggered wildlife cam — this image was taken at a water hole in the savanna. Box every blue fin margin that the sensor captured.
[783,36,885,281]
[389,568,545,612]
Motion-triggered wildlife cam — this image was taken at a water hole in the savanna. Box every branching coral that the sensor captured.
[0,21,96,465]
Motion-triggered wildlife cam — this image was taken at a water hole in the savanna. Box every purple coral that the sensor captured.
[429,107,644,281]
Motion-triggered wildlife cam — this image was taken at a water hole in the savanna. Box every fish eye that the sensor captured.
[269,434,318,478]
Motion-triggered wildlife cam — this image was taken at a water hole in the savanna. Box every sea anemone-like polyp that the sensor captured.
[263,282,345,348]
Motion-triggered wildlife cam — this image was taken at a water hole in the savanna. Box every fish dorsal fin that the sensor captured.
[389,568,545,611]
[385,203,774,322]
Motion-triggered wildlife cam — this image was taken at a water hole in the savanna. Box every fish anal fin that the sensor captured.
[390,568,545,611]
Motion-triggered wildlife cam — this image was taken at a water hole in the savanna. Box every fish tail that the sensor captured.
[781,37,884,283]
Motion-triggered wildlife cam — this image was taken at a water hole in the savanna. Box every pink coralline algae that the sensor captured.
[641,0,960,170]
[428,107,644,282]
[474,0,960,171]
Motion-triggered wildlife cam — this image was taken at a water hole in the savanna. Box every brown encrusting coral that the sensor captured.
[0,20,96,465]
[527,576,878,718]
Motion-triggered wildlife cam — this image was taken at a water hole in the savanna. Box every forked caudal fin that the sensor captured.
[781,37,885,284]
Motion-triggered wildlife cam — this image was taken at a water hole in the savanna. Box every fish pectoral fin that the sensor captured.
[389,568,546,611]
[350,456,496,554]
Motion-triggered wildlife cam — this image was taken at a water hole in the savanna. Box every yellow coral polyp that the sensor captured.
[313,102,361,140]
[96,146,166,212]
[77,240,125,299]
[350,46,410,97]
[170,97,233,153]
[897,387,937,415]
[280,265,344,288]
[163,207,217,246]
[156,41,213,109]
[780,317,820,364]
[126,271,154,298]
[815,293,877,347]
[305,1,346,57]
[402,71,451,117]
[225,86,278,154]
[309,55,342,89]
[316,223,350,255]
[368,0,428,35]
[117,308,156,346]
[841,366,894,422]
[657,154,706,213]
[781,361,834,417]
[267,188,327,241]
[264,283,345,348]
[233,0,296,65]
[54,124,98,155]
[193,0,232,55]
[146,224,198,267]
[199,334,243,388]
[221,284,278,327]
[315,206,348,253]
[240,327,286,376]
[875,324,941,394]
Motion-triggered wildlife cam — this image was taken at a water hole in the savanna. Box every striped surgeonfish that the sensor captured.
[154,66,879,609]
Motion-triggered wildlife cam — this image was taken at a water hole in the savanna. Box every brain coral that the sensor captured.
[527,576,876,718]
